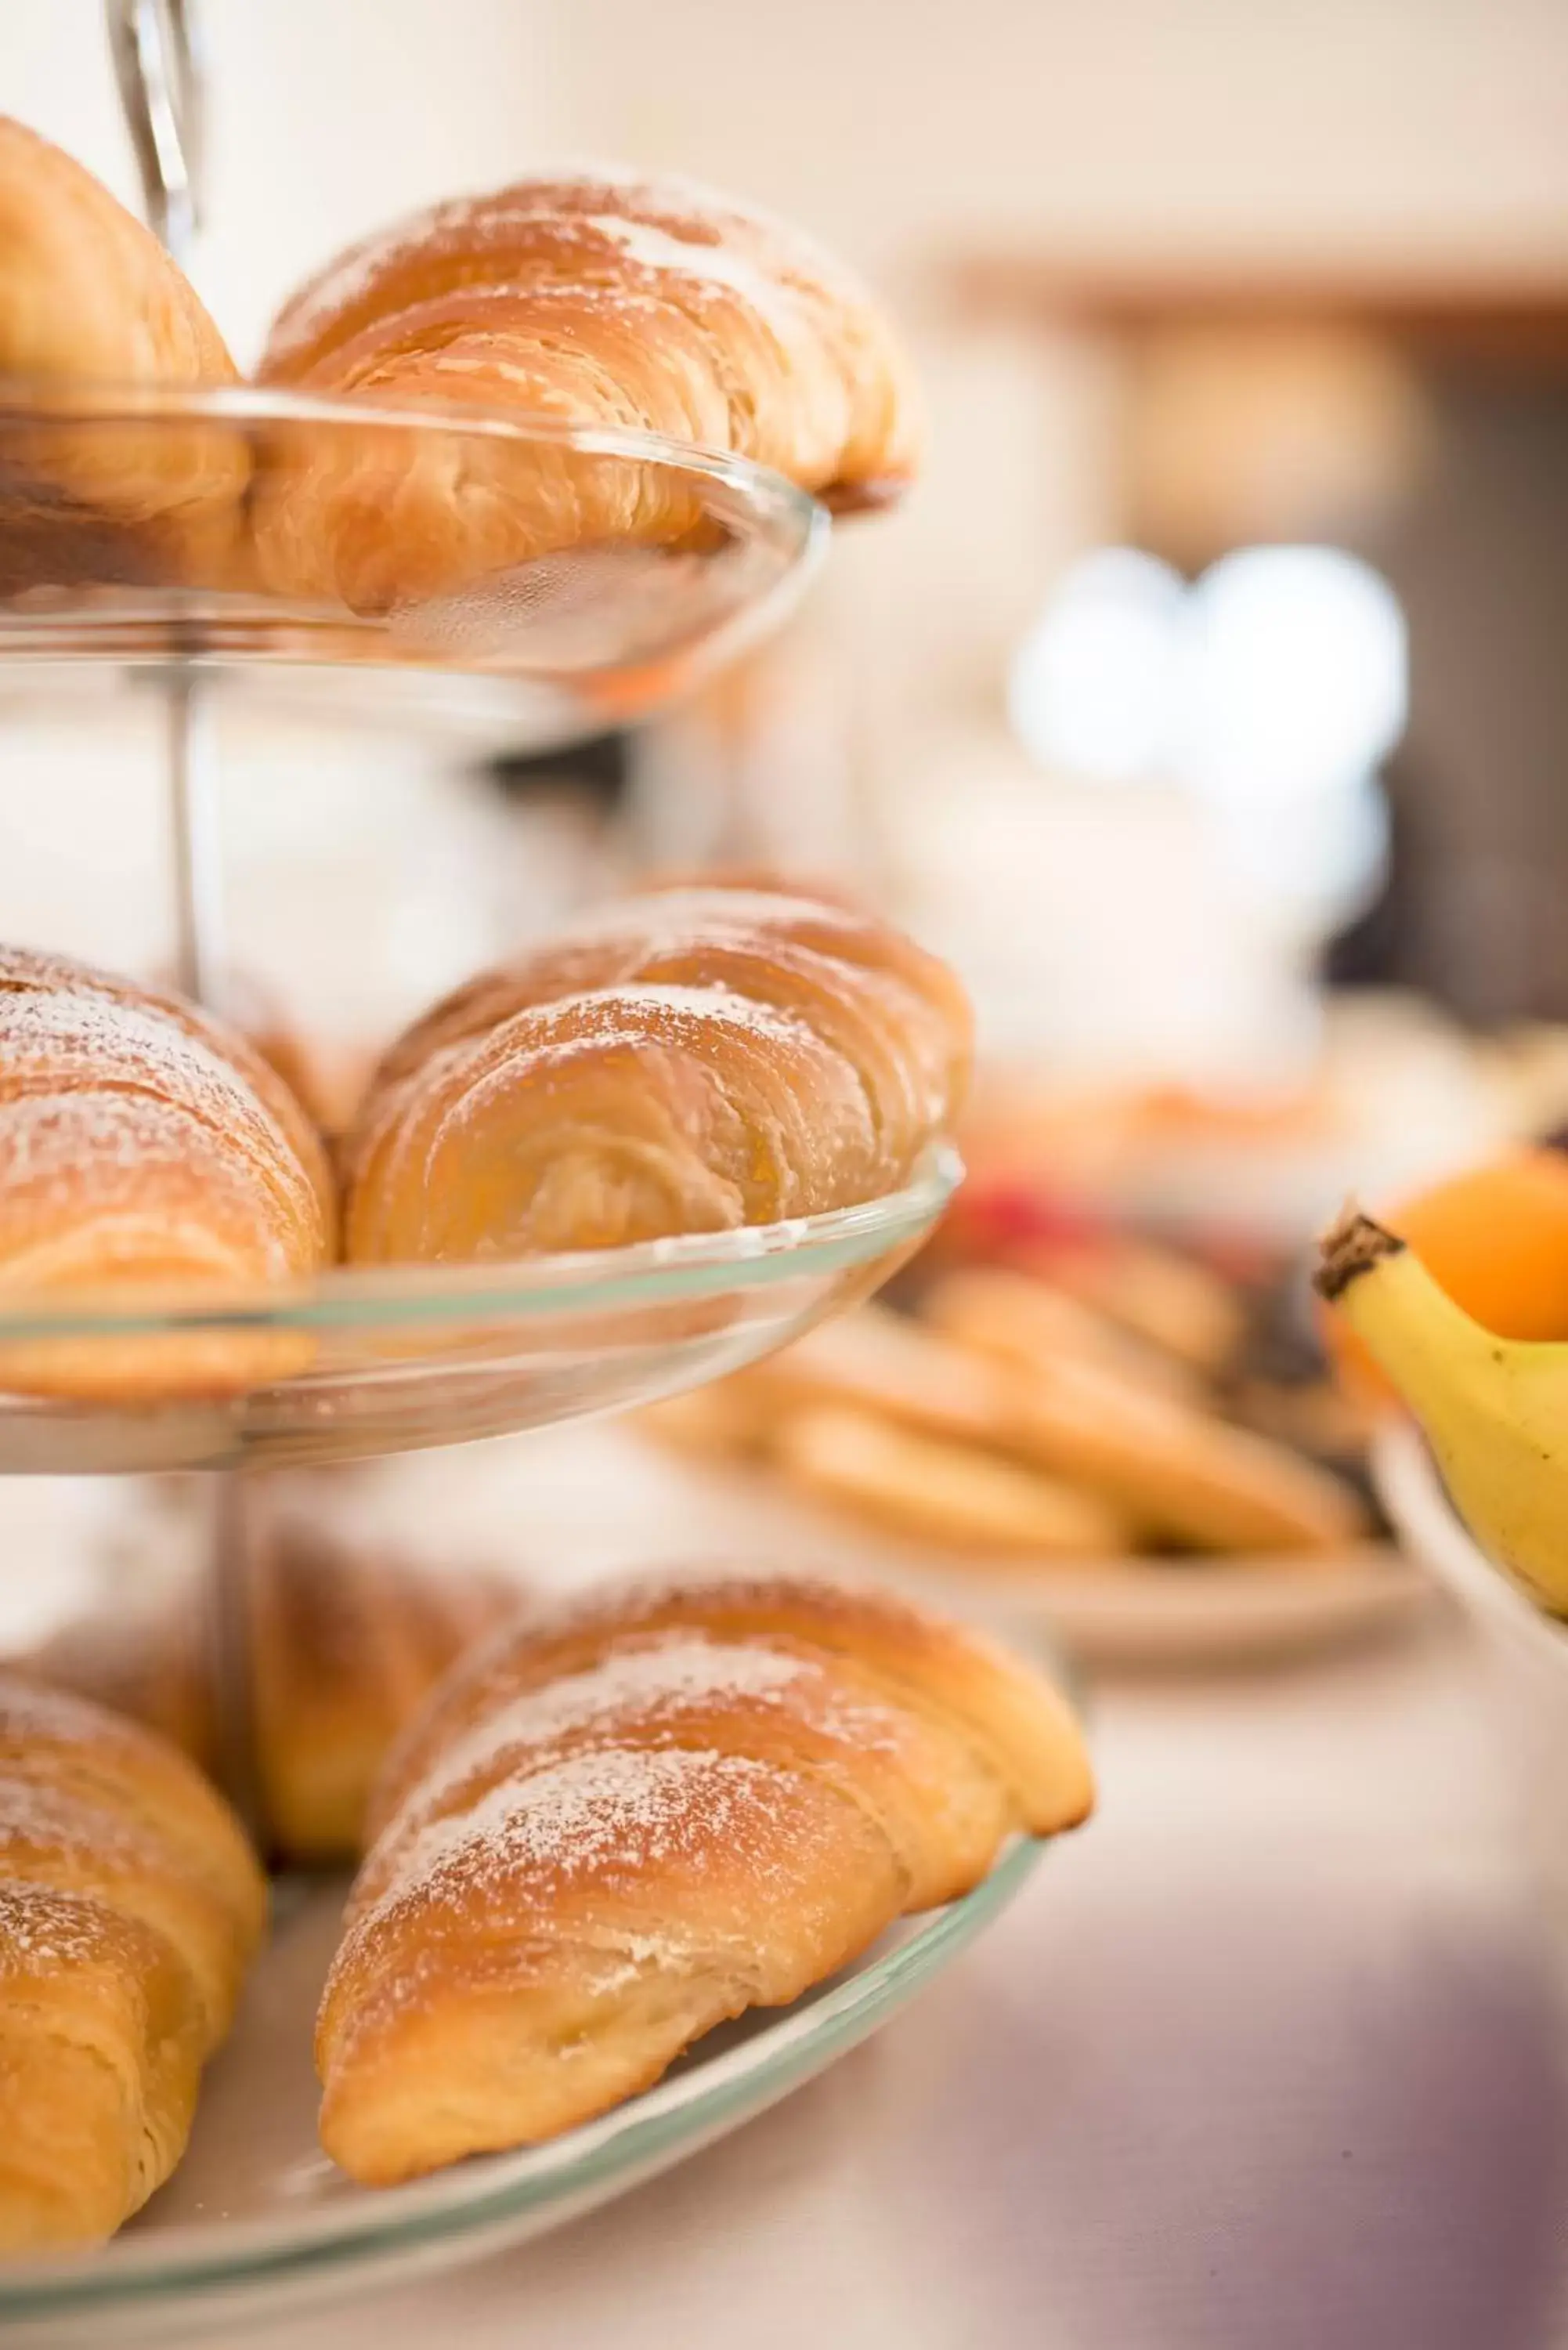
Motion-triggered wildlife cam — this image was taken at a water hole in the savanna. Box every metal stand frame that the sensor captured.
[108,0,260,1831]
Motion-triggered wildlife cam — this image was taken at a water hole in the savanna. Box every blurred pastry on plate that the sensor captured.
[923,1266,1202,1403]
[643,1282,1371,1571]
[247,1505,519,1864]
[25,1475,521,1865]
[735,1303,1017,1453]
[724,1299,1364,1556]
[776,1405,1130,1560]
[634,1382,775,1463]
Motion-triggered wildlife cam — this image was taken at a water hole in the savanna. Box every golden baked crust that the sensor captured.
[0,1678,264,2249]
[341,884,970,1264]
[19,1478,518,1865]
[0,946,335,1400]
[247,1511,519,1864]
[0,117,244,588]
[252,169,919,609]
[372,1569,1093,1847]
[320,1571,1091,2185]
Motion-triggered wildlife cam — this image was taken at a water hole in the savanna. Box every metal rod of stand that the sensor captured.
[110,0,262,1839]
[165,671,226,1004]
[106,0,204,256]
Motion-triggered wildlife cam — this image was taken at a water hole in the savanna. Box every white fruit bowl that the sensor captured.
[1375,1419,1568,1959]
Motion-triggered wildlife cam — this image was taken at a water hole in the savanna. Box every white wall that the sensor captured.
[550,0,1568,277]
[2,0,573,362]
[8,0,1566,349]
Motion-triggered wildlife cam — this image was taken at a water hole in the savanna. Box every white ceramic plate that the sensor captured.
[881,1545,1423,1670]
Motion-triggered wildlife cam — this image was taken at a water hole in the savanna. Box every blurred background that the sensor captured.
[6,0,1568,1221]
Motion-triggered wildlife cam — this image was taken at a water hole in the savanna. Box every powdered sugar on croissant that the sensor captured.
[317,1571,1090,2184]
[253,169,919,610]
[341,884,970,1264]
[0,947,335,1400]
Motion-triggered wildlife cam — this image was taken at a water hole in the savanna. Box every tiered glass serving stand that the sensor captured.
[0,12,1038,2336]
[0,381,1001,2334]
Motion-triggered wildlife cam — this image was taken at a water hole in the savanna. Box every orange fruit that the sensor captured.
[1325,1144,1568,1400]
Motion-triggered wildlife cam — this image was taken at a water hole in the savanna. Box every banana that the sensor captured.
[1316,1206,1568,1611]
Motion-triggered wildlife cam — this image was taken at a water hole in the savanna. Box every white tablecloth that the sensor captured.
[251,1604,1568,2350]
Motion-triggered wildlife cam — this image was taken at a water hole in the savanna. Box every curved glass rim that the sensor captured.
[0,1147,963,1343]
[0,1835,1042,2318]
[0,374,827,546]
[0,378,829,708]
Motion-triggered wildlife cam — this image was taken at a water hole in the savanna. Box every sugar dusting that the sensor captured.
[1,986,311,1170]
[266,167,858,373]
[546,888,862,960]
[0,1089,220,1190]
[507,982,821,1051]
[367,1745,797,1929]
[0,1776,160,1866]
[386,1633,898,1845]
[0,1672,133,1746]
[0,970,317,1258]
[0,1880,125,1969]
[0,992,264,1127]
[581,215,800,337]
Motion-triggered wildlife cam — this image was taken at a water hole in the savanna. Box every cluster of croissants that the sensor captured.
[0,1559,1092,2247]
[0,117,950,1406]
[0,872,969,1401]
[0,110,1072,2265]
[0,116,918,611]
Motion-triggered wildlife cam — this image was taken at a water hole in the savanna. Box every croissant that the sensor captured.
[0,118,244,591]
[0,1676,264,2248]
[342,883,970,1264]
[0,947,336,1401]
[251,169,919,612]
[319,1569,1091,2184]
[245,1506,522,1864]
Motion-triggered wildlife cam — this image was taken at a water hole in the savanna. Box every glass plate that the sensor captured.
[0,1837,1042,2344]
[0,1151,960,1473]
[0,383,824,747]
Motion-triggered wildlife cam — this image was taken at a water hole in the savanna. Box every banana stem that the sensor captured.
[1315,1207,1405,1304]
[1315,1206,1501,1428]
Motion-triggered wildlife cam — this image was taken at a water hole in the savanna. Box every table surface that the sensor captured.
[238,1597,1568,2350]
